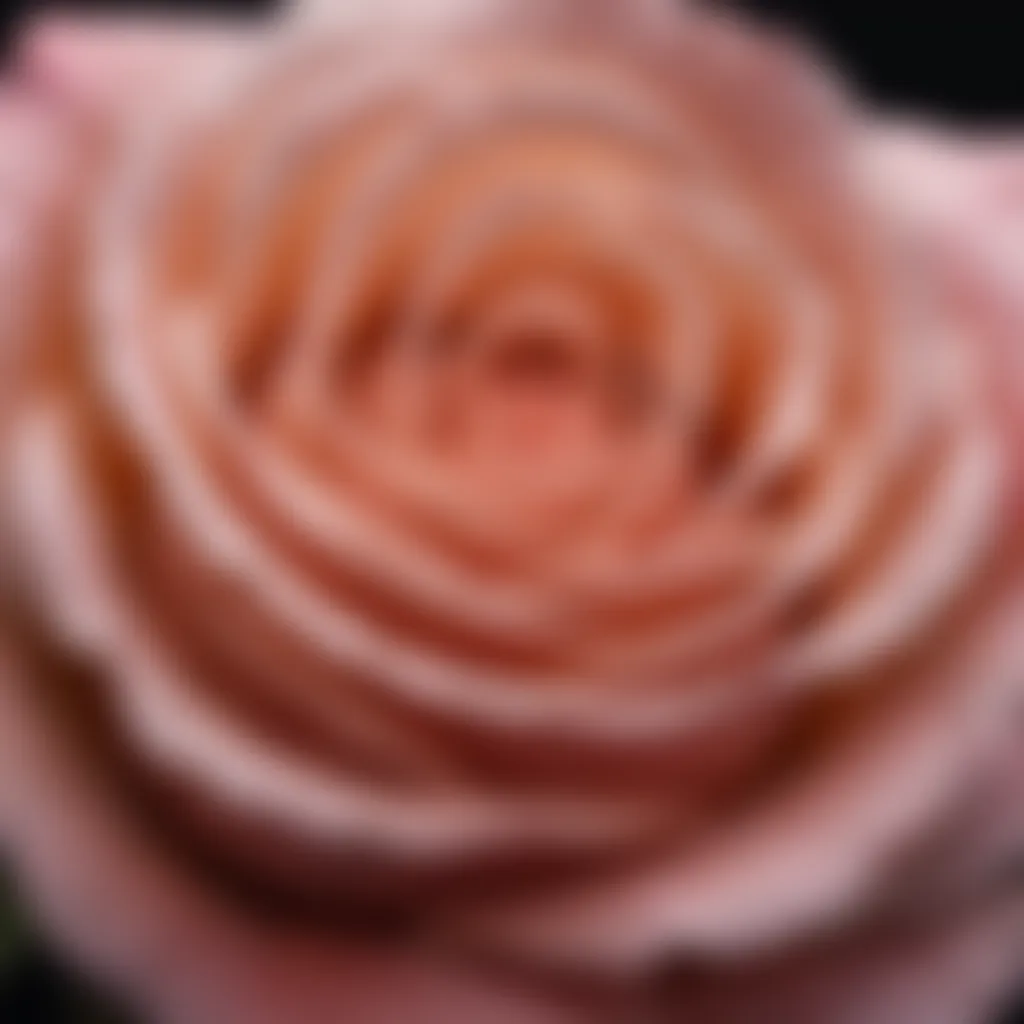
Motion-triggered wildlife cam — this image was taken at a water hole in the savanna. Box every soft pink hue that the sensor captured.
[0,7,1021,1023]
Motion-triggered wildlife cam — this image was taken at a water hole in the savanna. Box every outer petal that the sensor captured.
[16,15,261,123]
[453,573,1024,969]
[894,714,1024,917]
[864,121,1024,914]
[644,895,1024,1024]
[4,616,1020,1024]
[0,629,585,1024]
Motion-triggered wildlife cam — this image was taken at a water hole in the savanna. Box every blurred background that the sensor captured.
[0,0,1021,1020]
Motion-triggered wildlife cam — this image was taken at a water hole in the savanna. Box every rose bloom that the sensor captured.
[0,2,1022,1022]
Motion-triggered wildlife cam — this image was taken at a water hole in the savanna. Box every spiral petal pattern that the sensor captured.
[3,0,1022,984]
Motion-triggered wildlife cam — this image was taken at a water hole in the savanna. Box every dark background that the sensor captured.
[732,2,1024,123]
[0,1,1021,1021]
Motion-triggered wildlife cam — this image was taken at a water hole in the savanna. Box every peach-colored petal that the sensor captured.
[0,630,586,1024]
[453,575,1024,968]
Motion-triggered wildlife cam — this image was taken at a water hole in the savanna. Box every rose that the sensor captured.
[1,4,1022,1023]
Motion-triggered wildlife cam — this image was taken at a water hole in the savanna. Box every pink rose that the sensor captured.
[0,4,1021,1022]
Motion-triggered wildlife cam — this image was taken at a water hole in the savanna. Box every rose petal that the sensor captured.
[646,894,1024,1024]
[15,16,260,123]
[453,576,1024,969]
[0,629,586,1024]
